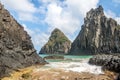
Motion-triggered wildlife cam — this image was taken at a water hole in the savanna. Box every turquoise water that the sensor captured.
[39,54,92,62]
[64,55,92,59]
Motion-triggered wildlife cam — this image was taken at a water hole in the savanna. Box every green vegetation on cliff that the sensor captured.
[40,28,71,54]
[48,28,70,45]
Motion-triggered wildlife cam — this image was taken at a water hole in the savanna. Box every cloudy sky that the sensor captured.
[1,0,120,53]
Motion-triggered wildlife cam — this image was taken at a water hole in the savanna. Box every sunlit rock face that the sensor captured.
[0,3,46,78]
[70,5,120,55]
[40,28,71,54]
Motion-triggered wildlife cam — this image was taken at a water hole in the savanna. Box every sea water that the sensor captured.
[39,54,104,75]
[40,54,92,62]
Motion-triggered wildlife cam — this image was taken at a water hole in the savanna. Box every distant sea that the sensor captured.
[39,54,92,62]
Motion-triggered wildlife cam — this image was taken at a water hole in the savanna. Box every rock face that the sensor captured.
[40,28,71,54]
[0,3,45,78]
[89,54,120,73]
[70,5,120,55]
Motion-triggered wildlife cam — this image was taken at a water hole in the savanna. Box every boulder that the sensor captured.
[89,54,120,73]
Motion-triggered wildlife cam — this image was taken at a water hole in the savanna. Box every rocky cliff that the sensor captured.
[70,5,120,55]
[0,3,45,78]
[40,28,71,54]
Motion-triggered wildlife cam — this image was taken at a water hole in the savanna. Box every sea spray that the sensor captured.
[43,59,104,75]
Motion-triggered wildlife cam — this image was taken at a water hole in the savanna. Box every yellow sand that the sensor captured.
[1,65,118,80]
[2,66,35,80]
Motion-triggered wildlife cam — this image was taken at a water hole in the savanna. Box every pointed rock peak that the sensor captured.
[70,5,120,55]
[52,28,62,33]
[50,28,70,41]
[40,28,71,54]
[51,28,65,37]
[86,5,104,18]
[95,5,104,14]
[97,5,103,11]
[54,28,60,31]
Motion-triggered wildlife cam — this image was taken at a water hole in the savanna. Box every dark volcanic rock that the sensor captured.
[70,5,120,55]
[44,55,64,59]
[89,54,120,73]
[0,3,46,78]
[40,28,71,54]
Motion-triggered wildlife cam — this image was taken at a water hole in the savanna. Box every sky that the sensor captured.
[0,0,120,53]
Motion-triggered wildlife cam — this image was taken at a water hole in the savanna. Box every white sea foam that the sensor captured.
[44,59,104,75]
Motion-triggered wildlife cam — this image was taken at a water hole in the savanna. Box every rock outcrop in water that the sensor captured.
[44,55,64,60]
[70,5,120,55]
[40,28,71,54]
[0,3,46,78]
[89,54,120,72]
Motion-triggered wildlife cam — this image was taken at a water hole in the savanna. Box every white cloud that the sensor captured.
[34,32,49,47]
[22,24,49,52]
[22,24,34,35]
[113,0,120,3]
[1,0,100,50]
[39,6,46,14]
[45,3,80,35]
[116,17,120,24]
[65,0,99,17]
[18,12,38,22]
[105,10,116,18]
[1,0,37,22]
[43,0,99,41]
[105,10,120,24]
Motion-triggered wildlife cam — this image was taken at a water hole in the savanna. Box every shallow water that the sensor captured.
[39,54,103,75]
[39,54,92,62]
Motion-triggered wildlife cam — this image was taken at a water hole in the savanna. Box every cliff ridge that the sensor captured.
[70,5,120,55]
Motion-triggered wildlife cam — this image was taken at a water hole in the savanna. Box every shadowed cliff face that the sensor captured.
[70,6,120,55]
[40,28,71,54]
[0,3,45,78]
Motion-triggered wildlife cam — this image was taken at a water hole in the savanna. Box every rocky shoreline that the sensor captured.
[1,65,118,80]
[0,1,120,80]
[89,54,120,79]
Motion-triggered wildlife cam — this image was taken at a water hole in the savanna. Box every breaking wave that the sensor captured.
[44,59,103,75]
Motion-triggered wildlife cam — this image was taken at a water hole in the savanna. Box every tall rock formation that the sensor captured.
[70,5,120,55]
[0,3,45,78]
[40,28,71,54]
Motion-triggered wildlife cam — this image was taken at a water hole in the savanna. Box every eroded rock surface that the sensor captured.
[40,28,71,54]
[0,3,45,78]
[89,54,120,72]
[70,5,120,55]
